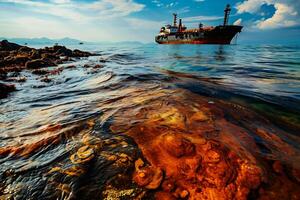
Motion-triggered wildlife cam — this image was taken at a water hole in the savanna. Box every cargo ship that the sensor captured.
[155,4,242,45]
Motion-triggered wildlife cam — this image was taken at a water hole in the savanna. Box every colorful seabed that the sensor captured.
[0,43,300,199]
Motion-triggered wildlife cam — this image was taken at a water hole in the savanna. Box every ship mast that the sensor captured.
[223,4,231,26]
[178,19,182,32]
[173,13,177,27]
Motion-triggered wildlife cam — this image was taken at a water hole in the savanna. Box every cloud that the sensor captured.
[126,18,164,30]
[234,18,242,25]
[0,0,157,42]
[0,0,145,20]
[182,15,223,22]
[236,0,300,29]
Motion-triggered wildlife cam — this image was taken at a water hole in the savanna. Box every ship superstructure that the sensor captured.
[155,4,242,44]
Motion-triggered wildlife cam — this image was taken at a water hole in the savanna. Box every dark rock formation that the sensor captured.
[0,40,95,74]
[25,59,55,69]
[0,82,16,98]
[0,40,22,51]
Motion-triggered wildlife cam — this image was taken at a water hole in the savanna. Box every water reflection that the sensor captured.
[0,43,299,199]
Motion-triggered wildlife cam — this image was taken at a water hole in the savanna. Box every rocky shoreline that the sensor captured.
[0,40,95,98]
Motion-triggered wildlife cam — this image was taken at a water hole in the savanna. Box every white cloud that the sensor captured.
[0,0,156,42]
[50,0,71,4]
[236,0,300,29]
[126,18,164,30]
[182,15,223,22]
[0,0,145,20]
[234,18,242,25]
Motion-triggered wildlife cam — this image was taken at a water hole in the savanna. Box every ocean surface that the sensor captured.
[0,43,300,199]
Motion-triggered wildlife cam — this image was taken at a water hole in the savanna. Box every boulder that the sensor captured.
[0,40,22,51]
[72,49,92,57]
[18,46,32,53]
[0,82,16,98]
[55,46,73,57]
[30,49,42,59]
[25,59,52,69]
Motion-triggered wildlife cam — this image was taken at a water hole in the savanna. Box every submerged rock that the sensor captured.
[110,88,300,200]
[0,82,16,98]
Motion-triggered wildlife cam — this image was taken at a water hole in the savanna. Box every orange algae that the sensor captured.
[110,88,300,199]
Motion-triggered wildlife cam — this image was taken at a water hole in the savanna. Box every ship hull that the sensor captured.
[155,25,242,45]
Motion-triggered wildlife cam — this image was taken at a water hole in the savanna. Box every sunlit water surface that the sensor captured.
[0,43,300,199]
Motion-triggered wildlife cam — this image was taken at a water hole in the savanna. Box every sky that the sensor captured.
[0,0,299,43]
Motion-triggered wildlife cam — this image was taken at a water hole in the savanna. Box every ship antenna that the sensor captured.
[173,13,177,27]
[223,4,231,26]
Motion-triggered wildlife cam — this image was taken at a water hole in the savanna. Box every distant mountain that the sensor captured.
[0,37,85,45]
[0,37,146,46]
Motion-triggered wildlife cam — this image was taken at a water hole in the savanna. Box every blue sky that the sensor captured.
[0,0,299,43]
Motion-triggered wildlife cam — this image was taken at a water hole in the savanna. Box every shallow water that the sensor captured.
[0,43,300,199]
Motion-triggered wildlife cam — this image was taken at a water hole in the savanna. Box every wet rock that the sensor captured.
[0,70,7,80]
[65,65,76,69]
[40,76,52,83]
[72,49,93,57]
[18,46,32,53]
[41,53,59,60]
[56,46,73,57]
[0,40,22,51]
[70,145,95,164]
[6,76,27,82]
[25,59,54,69]
[99,58,107,63]
[93,64,104,69]
[49,67,63,75]
[84,64,92,68]
[0,82,16,98]
[30,49,41,59]
[31,69,49,75]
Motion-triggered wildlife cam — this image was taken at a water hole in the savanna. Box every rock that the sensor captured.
[99,58,107,63]
[0,82,16,98]
[18,46,32,53]
[41,53,59,60]
[6,76,27,82]
[72,49,92,57]
[30,49,41,59]
[83,64,91,68]
[0,70,7,80]
[56,47,73,57]
[40,76,52,83]
[11,55,29,65]
[93,64,104,69]
[31,69,49,75]
[0,40,22,51]
[25,59,53,69]
[65,65,76,69]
